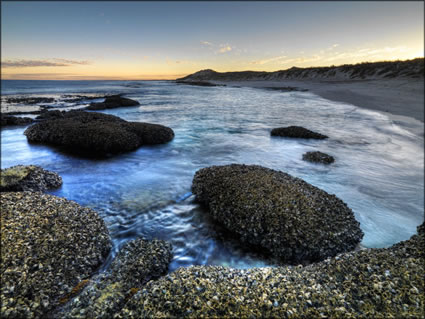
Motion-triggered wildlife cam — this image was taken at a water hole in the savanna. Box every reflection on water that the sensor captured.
[1,81,424,271]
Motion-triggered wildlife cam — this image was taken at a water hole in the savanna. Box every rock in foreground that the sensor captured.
[192,164,363,264]
[59,238,172,318]
[271,126,328,139]
[0,192,111,318]
[0,165,62,192]
[302,151,335,164]
[24,111,174,156]
[86,95,140,110]
[119,222,424,318]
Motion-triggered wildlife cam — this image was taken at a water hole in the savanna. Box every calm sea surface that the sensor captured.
[1,80,424,271]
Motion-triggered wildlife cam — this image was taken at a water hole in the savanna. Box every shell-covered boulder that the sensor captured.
[302,151,335,164]
[0,165,62,192]
[0,192,111,318]
[24,111,174,156]
[192,164,363,264]
[59,238,172,318]
[271,126,328,139]
[86,95,140,110]
[118,222,424,318]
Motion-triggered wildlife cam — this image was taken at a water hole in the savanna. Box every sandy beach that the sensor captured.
[210,78,424,135]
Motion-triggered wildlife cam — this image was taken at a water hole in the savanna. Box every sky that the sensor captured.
[1,1,424,80]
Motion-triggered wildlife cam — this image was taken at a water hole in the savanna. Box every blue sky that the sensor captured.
[2,1,423,79]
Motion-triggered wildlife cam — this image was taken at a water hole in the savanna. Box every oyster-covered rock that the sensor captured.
[302,151,335,164]
[0,165,62,192]
[58,238,172,318]
[271,126,328,139]
[119,222,424,318]
[0,192,111,318]
[192,164,363,264]
[24,110,174,156]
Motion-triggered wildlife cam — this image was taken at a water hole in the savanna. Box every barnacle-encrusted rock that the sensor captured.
[86,95,140,110]
[119,222,424,318]
[271,126,328,139]
[1,114,33,127]
[192,164,363,264]
[24,110,174,156]
[0,165,62,192]
[302,151,335,164]
[58,238,172,318]
[0,192,111,318]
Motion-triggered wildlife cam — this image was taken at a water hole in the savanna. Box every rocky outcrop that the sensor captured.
[24,111,174,156]
[192,164,363,264]
[59,238,172,318]
[1,115,33,127]
[118,222,424,318]
[0,165,62,192]
[86,95,140,110]
[175,80,222,87]
[271,126,328,139]
[302,151,335,164]
[0,192,111,318]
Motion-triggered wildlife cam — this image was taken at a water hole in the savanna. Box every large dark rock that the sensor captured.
[192,164,363,264]
[271,126,328,139]
[119,222,424,318]
[302,151,335,164]
[24,111,174,156]
[86,95,140,110]
[0,165,62,192]
[1,115,33,127]
[0,192,111,318]
[59,238,172,318]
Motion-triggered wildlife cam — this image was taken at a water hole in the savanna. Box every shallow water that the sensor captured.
[1,80,424,271]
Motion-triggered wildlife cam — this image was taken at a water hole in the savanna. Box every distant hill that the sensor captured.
[177,58,424,82]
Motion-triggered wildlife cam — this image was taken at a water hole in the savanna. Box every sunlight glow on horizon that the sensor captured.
[1,2,423,80]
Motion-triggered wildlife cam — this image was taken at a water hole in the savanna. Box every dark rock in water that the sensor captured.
[0,165,62,192]
[119,222,424,318]
[271,126,328,139]
[192,164,363,264]
[3,96,55,105]
[59,238,172,318]
[24,111,174,156]
[1,114,33,127]
[0,192,111,319]
[86,95,140,110]
[265,86,308,92]
[302,151,335,164]
[175,80,223,87]
[36,110,66,120]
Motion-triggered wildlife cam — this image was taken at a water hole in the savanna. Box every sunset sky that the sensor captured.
[1,1,424,80]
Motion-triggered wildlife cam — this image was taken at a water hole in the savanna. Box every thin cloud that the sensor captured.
[217,45,232,54]
[200,41,213,46]
[250,55,287,65]
[1,59,91,68]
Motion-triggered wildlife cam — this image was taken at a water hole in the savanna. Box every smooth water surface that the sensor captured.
[1,80,424,271]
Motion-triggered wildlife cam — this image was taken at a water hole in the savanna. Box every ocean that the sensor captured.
[1,79,424,271]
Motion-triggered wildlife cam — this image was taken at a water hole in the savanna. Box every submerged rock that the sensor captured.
[192,164,363,264]
[0,192,111,318]
[24,110,174,156]
[59,238,172,318]
[86,95,140,110]
[271,126,328,139]
[0,165,62,192]
[119,222,424,318]
[302,151,335,164]
[1,114,33,127]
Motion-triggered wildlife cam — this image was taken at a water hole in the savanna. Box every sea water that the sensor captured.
[1,80,423,271]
